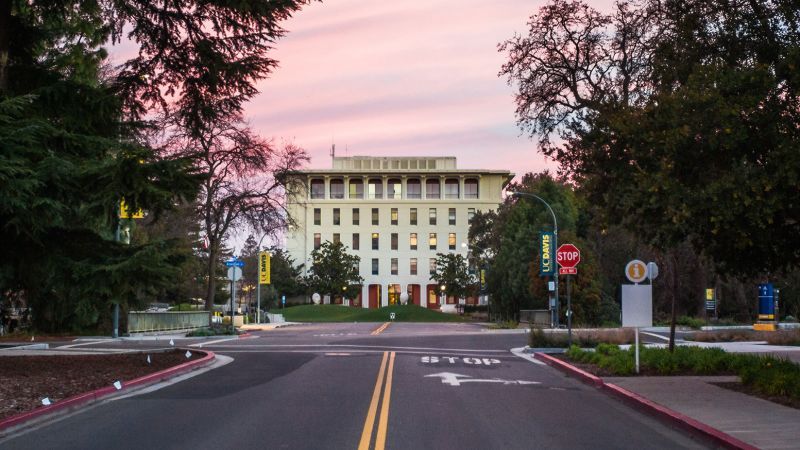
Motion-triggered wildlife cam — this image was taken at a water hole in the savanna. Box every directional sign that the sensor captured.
[424,372,540,387]
[225,258,244,268]
[556,244,580,269]
[625,260,648,283]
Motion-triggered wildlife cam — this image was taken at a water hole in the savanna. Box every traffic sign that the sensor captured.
[225,258,244,268]
[556,244,580,269]
[559,267,577,275]
[227,266,242,281]
[625,260,648,283]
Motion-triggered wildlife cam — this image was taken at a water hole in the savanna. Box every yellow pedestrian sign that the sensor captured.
[119,199,144,219]
[259,252,271,285]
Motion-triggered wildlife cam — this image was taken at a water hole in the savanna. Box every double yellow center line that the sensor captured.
[371,322,391,336]
[358,351,396,450]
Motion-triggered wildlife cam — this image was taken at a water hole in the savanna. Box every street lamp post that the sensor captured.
[510,191,559,328]
[440,285,446,306]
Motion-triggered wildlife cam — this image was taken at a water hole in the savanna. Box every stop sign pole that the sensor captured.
[557,244,581,346]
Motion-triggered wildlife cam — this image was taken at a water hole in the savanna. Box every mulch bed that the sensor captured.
[0,350,201,420]
[712,382,800,410]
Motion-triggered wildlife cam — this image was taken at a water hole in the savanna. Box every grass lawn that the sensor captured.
[281,304,467,323]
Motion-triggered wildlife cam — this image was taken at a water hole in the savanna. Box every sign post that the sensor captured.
[622,259,652,374]
[226,258,244,330]
[556,244,581,346]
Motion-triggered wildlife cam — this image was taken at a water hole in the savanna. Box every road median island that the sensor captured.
[535,351,760,450]
[0,348,215,435]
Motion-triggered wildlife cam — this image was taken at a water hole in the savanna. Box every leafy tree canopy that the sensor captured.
[306,241,363,301]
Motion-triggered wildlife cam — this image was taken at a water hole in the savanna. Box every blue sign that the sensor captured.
[281,295,286,305]
[225,259,245,268]
[758,283,775,320]
[539,232,555,277]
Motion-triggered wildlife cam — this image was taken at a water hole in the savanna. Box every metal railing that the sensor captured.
[128,311,210,333]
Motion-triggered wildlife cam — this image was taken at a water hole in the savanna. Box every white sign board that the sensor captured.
[622,284,653,327]
[227,266,242,281]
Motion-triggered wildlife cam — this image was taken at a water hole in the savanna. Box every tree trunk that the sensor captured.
[205,245,218,322]
[668,252,678,352]
[0,0,11,94]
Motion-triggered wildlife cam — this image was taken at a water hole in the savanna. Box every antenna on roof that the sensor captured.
[330,143,335,165]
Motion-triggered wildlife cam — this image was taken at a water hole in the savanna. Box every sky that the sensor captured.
[248,0,558,178]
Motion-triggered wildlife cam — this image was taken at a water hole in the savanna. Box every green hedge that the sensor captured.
[566,344,800,401]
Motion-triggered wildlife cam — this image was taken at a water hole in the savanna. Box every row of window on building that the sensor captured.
[314,232,462,252]
[314,207,476,227]
[361,257,437,276]
[309,177,479,200]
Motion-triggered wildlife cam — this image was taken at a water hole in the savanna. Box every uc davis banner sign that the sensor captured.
[540,232,555,277]
[259,252,271,285]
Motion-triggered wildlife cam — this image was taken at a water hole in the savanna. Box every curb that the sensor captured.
[0,349,216,435]
[534,352,758,450]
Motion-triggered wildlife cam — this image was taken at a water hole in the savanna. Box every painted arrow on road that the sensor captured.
[424,372,541,387]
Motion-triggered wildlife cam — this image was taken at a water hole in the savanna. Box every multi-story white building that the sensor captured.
[286,156,512,309]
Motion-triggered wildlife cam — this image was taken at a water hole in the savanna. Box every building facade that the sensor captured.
[286,156,512,308]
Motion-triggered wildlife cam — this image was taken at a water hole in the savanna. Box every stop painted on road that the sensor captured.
[421,356,502,366]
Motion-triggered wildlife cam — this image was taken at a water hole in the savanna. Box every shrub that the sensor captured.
[676,316,706,329]
[489,320,519,329]
[528,328,634,348]
[765,329,800,346]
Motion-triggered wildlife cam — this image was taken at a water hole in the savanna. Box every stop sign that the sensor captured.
[556,244,581,268]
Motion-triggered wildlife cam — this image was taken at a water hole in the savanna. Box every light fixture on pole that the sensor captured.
[510,191,559,327]
[440,285,446,306]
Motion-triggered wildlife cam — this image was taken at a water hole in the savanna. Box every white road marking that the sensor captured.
[421,356,502,365]
[189,337,238,347]
[208,343,508,353]
[57,340,109,349]
[640,331,671,342]
[510,347,547,366]
[424,372,540,387]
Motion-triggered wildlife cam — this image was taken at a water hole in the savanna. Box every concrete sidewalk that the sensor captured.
[605,375,800,450]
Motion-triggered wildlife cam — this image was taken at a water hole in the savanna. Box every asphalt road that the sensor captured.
[2,323,709,449]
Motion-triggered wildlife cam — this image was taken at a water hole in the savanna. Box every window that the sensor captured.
[444,178,459,199]
[353,233,360,250]
[465,178,479,199]
[391,208,398,225]
[448,233,456,250]
[330,179,344,199]
[391,233,398,250]
[314,208,321,226]
[410,258,418,275]
[410,233,418,250]
[353,208,360,225]
[391,258,398,275]
[429,233,437,250]
[410,208,417,225]
[429,208,437,225]
[310,179,325,199]
[333,208,340,225]
[468,208,476,222]
[372,258,379,275]
[314,233,321,250]
[368,178,383,199]
[429,258,437,274]
[348,179,364,199]
[449,208,456,226]
[333,233,341,244]
[372,208,379,225]
[387,178,402,199]
[426,178,440,199]
[407,178,421,199]
[372,233,379,250]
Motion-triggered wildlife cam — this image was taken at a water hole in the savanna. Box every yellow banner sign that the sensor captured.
[706,288,714,301]
[259,252,271,285]
[119,199,144,219]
